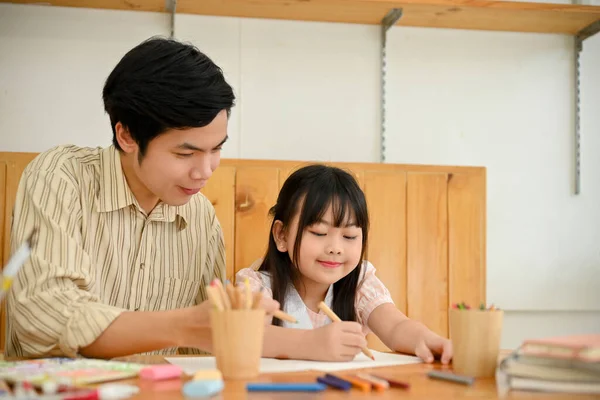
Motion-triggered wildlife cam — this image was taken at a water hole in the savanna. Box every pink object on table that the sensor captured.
[139,364,183,381]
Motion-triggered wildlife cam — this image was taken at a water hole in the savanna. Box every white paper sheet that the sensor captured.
[165,350,422,375]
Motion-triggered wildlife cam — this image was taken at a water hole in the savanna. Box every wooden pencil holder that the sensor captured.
[210,309,265,380]
[449,308,504,378]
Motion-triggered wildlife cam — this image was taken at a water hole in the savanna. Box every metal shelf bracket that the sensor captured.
[574,19,600,195]
[166,0,177,38]
[380,8,403,163]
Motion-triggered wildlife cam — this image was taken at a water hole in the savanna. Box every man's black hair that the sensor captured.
[103,36,235,156]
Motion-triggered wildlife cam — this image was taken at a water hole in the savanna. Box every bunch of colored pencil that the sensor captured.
[317,372,410,392]
[206,278,297,324]
[452,302,499,311]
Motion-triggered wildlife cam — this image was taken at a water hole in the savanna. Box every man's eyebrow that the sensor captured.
[176,136,229,152]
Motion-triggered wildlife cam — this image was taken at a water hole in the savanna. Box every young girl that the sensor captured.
[236,164,453,364]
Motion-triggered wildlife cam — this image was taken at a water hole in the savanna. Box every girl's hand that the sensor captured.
[306,321,367,362]
[415,331,453,365]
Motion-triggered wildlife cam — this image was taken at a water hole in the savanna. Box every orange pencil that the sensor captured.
[318,302,375,360]
[355,373,389,391]
[327,373,371,392]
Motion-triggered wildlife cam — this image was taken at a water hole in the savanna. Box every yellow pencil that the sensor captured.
[318,301,375,360]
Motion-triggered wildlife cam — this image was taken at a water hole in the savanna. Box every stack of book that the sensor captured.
[496,334,600,395]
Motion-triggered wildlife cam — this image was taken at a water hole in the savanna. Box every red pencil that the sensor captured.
[371,374,410,389]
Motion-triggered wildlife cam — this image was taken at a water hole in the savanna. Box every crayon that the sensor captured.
[247,383,327,392]
[427,370,474,385]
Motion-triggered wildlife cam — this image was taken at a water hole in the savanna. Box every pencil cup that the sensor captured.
[449,308,504,378]
[210,309,265,380]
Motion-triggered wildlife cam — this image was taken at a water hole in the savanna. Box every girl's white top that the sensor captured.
[236,259,394,335]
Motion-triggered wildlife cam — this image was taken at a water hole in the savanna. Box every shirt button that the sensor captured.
[140,263,145,269]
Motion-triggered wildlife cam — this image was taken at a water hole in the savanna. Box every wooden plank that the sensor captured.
[407,172,449,338]
[278,163,364,190]
[201,166,236,281]
[7,0,600,34]
[234,167,280,276]
[5,0,166,12]
[363,170,406,352]
[193,0,600,34]
[448,173,485,309]
[0,153,36,352]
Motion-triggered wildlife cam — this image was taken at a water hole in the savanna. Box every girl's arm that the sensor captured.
[262,322,367,362]
[367,304,453,364]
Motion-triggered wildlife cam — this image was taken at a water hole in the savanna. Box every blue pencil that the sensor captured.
[246,382,327,392]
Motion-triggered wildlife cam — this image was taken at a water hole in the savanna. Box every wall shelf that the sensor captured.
[4,0,600,35]
[5,0,600,193]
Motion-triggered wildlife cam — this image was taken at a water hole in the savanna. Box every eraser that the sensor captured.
[182,380,224,398]
[139,364,183,381]
[193,369,222,381]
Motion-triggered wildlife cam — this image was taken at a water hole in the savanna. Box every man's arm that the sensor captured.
[80,303,213,358]
[8,168,212,358]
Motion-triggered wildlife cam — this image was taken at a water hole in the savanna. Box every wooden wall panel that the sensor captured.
[0,152,486,353]
[364,171,407,352]
[201,166,236,281]
[448,173,486,309]
[407,173,449,338]
[234,167,280,276]
[0,162,6,267]
[0,161,6,351]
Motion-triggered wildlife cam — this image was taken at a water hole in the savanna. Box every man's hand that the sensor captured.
[178,297,281,349]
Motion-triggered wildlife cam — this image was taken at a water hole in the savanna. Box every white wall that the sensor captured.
[1,3,599,349]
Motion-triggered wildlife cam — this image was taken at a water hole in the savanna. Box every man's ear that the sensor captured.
[272,220,288,252]
[114,122,138,154]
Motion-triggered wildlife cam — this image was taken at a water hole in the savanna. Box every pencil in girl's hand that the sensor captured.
[318,301,375,360]
[226,282,238,308]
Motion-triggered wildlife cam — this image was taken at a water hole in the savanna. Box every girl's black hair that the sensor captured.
[258,164,369,326]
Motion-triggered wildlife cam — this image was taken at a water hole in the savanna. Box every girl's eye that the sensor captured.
[344,235,358,240]
[310,231,326,237]
[176,153,193,157]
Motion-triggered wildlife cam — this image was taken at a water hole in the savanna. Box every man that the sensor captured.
[6,36,277,359]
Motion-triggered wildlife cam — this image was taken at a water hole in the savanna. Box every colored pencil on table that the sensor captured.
[355,373,389,391]
[318,301,375,360]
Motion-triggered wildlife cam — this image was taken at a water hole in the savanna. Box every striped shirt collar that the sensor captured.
[97,145,188,226]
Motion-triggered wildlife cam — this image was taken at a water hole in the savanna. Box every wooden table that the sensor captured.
[111,354,598,399]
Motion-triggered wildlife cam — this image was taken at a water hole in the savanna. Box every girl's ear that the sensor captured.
[272,220,288,252]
